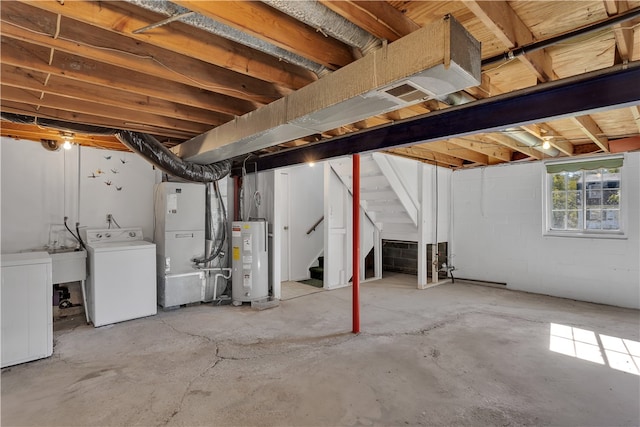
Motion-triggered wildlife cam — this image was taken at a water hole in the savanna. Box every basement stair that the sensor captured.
[309,256,324,281]
[329,153,418,240]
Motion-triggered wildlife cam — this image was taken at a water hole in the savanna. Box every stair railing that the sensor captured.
[306,216,324,235]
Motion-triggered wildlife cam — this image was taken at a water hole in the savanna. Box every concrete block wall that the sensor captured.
[383,240,448,277]
[451,153,640,309]
[383,240,418,275]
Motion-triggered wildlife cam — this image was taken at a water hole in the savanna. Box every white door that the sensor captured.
[280,172,290,281]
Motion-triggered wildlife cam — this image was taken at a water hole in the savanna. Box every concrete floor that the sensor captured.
[2,273,639,426]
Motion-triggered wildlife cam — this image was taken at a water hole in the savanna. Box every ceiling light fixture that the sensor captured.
[542,139,551,150]
[61,132,74,150]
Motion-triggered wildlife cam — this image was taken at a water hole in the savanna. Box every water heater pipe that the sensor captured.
[352,153,360,334]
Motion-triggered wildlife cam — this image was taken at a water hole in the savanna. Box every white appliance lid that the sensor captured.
[88,240,156,252]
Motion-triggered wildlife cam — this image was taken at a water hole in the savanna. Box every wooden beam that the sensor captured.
[571,115,610,152]
[19,0,316,90]
[630,105,640,133]
[0,37,244,117]
[0,1,283,105]
[1,64,229,127]
[177,1,353,69]
[319,0,420,41]
[604,0,634,61]
[447,137,512,162]
[463,0,555,82]
[1,85,212,135]
[388,147,464,167]
[483,133,544,160]
[414,141,490,165]
[1,101,195,140]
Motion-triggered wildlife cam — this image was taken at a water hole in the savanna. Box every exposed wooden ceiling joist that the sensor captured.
[447,137,513,163]
[0,1,285,106]
[1,0,639,171]
[483,133,545,160]
[463,0,556,82]
[1,65,228,127]
[571,115,610,152]
[319,0,420,41]
[0,36,244,119]
[18,0,317,90]
[414,141,490,165]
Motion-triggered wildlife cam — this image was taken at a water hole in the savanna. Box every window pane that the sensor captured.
[586,209,602,229]
[603,189,620,207]
[603,167,621,177]
[567,172,581,191]
[552,211,566,229]
[567,191,581,209]
[552,191,566,209]
[586,189,601,207]
[552,173,566,191]
[585,170,602,183]
[604,179,620,189]
[547,164,622,234]
[602,210,619,230]
[567,210,581,229]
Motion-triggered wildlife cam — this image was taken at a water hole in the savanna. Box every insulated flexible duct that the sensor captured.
[1,113,229,183]
[116,130,230,182]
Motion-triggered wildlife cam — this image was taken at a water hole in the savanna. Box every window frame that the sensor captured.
[543,155,627,239]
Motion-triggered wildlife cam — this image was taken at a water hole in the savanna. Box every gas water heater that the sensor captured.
[231,221,269,303]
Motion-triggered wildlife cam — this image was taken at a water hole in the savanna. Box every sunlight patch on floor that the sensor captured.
[550,323,639,375]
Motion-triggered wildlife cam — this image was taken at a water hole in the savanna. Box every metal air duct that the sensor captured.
[173,15,481,164]
[262,0,381,55]
[0,113,229,182]
[122,0,329,76]
[502,128,560,157]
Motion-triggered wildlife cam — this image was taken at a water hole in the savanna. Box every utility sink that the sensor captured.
[48,249,87,284]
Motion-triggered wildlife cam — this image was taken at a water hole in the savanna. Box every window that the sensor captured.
[546,157,623,235]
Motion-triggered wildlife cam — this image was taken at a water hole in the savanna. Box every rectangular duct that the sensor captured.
[172,16,481,164]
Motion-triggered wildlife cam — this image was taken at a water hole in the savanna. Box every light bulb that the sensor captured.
[308,161,315,167]
[63,140,72,150]
[542,140,551,150]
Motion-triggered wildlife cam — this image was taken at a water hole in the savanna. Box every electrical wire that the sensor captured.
[110,215,122,229]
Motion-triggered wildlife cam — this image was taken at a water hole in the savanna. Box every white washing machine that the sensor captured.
[83,227,156,327]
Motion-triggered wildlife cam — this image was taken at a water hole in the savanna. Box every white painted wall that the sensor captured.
[1,138,159,253]
[451,153,640,309]
[284,163,324,281]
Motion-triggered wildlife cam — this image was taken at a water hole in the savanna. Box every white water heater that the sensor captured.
[231,221,268,303]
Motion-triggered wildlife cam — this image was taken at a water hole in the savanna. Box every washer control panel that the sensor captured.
[84,227,144,244]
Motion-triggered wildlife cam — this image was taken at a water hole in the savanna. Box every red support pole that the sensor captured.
[352,154,360,334]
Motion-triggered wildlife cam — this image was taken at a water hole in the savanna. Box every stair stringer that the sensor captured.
[371,152,419,227]
[323,160,379,289]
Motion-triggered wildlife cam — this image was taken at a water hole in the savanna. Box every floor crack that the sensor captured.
[162,346,221,426]
[159,319,216,344]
